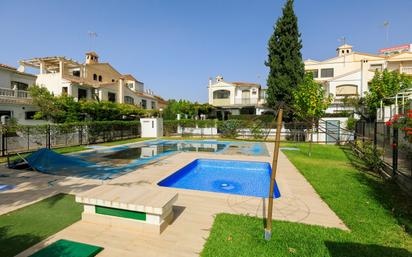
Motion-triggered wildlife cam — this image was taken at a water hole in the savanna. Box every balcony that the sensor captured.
[212,99,230,106]
[400,67,412,75]
[0,87,31,99]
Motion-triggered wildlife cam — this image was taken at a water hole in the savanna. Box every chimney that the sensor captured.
[118,77,124,103]
[85,52,99,64]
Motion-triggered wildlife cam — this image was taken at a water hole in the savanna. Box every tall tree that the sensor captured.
[265,0,304,117]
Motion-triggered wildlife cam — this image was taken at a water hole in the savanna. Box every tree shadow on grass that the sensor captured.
[325,241,412,257]
[340,146,412,235]
[0,226,42,257]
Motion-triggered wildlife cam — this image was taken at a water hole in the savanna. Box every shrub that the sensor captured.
[353,140,383,173]
[218,120,244,138]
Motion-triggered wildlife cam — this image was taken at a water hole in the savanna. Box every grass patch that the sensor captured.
[201,143,412,257]
[0,194,82,257]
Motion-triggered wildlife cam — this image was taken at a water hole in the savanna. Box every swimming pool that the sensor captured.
[18,140,269,180]
[158,159,281,198]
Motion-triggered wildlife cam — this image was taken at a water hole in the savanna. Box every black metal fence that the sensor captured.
[355,121,412,179]
[0,121,141,156]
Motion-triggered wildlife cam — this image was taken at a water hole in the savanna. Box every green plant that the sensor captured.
[346,117,358,131]
[365,70,411,117]
[353,140,383,172]
[217,120,244,138]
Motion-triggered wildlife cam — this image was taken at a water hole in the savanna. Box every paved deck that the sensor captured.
[3,143,347,257]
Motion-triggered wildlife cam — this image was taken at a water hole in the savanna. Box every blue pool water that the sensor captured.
[158,159,281,198]
[16,140,269,180]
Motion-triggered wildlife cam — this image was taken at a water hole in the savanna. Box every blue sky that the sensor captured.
[1,0,411,102]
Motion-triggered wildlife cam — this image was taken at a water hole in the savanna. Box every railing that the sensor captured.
[212,99,231,106]
[400,67,412,75]
[0,88,31,98]
[234,98,263,105]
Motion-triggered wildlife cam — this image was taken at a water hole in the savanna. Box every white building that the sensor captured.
[207,75,272,119]
[305,43,412,114]
[0,64,45,125]
[19,52,161,110]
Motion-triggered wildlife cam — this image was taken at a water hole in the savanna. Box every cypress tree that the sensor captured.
[265,0,304,118]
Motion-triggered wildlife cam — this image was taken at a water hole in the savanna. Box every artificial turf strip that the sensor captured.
[0,194,82,257]
[201,144,412,257]
[29,239,103,257]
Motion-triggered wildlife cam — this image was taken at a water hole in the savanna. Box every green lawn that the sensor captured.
[0,194,82,257]
[201,143,412,257]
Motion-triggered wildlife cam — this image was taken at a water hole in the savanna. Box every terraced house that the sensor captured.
[207,75,272,119]
[305,43,412,114]
[19,52,164,110]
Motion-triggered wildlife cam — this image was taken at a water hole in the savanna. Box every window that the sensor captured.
[151,101,156,109]
[25,111,36,120]
[98,75,102,82]
[108,92,116,102]
[93,74,97,80]
[62,87,68,95]
[11,81,28,90]
[72,70,80,77]
[370,64,383,71]
[141,99,147,109]
[321,68,334,78]
[306,69,318,78]
[124,96,134,104]
[78,88,87,100]
[112,79,115,82]
[336,84,358,96]
[213,90,230,99]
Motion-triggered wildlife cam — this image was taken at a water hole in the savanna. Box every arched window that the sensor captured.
[336,84,358,96]
[213,90,230,99]
[124,96,134,104]
[93,74,97,80]
[98,75,102,82]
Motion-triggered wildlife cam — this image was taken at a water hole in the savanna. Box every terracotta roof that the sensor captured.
[85,51,99,57]
[0,63,17,70]
[122,74,137,81]
[0,63,37,77]
[230,82,261,87]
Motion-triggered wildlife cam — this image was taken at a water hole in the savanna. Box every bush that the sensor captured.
[346,117,358,131]
[218,120,244,138]
[353,140,383,173]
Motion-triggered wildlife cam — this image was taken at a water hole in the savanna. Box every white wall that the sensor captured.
[0,103,46,125]
[0,69,36,89]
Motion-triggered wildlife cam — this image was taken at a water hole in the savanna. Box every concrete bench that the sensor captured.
[75,185,178,234]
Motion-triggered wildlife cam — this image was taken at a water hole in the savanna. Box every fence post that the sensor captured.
[27,127,30,151]
[47,125,51,149]
[79,125,83,145]
[373,121,377,147]
[1,128,5,157]
[362,121,366,143]
[392,127,398,176]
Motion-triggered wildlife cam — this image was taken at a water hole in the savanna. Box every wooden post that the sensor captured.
[264,108,283,241]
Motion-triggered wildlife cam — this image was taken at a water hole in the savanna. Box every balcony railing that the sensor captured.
[400,67,412,75]
[0,88,31,98]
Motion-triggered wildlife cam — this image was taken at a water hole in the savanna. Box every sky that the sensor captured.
[1,0,412,102]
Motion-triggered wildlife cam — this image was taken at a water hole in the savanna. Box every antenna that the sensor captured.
[87,31,98,51]
[383,20,390,46]
[338,36,346,45]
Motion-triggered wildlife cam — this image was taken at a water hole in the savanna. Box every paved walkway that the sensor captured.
[3,143,347,257]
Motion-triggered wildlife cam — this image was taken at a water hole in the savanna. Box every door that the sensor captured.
[241,90,250,104]
[326,120,340,144]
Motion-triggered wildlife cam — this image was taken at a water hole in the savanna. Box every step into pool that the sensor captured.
[158,159,281,198]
